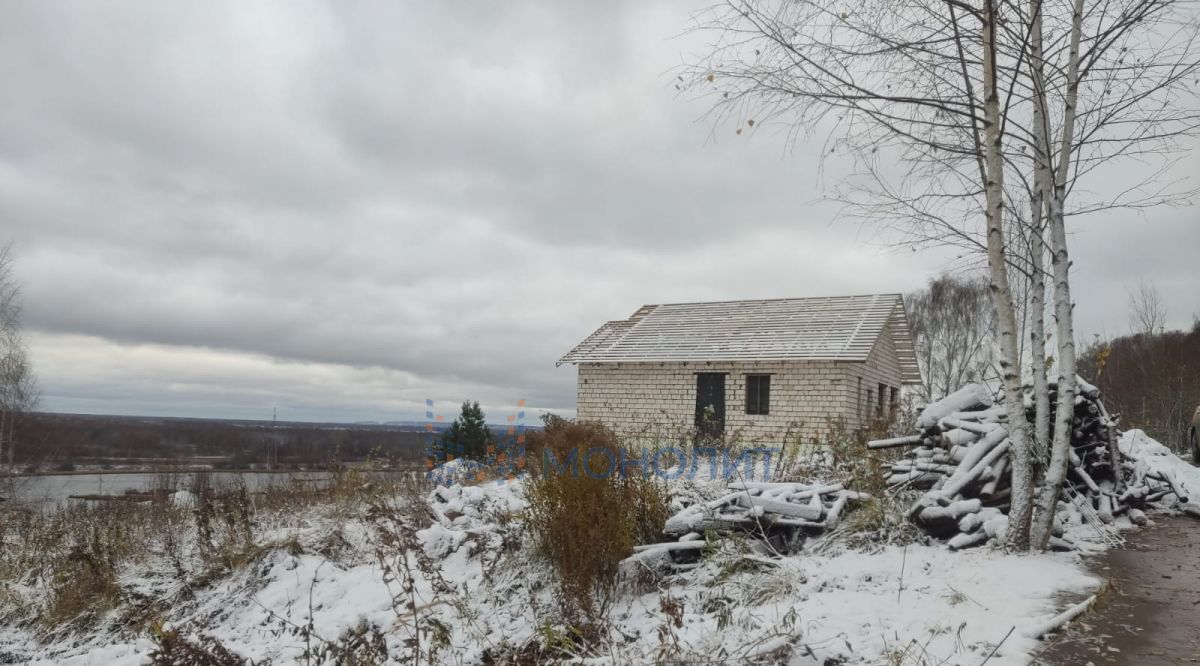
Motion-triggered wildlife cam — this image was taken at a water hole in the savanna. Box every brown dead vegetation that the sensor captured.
[0,465,430,635]
[524,417,669,639]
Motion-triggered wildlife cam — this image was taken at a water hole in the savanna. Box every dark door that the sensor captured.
[695,373,726,441]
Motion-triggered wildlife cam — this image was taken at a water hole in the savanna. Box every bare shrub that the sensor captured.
[626,475,669,546]
[525,417,669,638]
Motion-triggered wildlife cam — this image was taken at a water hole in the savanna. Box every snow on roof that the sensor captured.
[558,293,922,384]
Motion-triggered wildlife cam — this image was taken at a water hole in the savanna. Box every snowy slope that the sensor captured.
[5,432,1197,665]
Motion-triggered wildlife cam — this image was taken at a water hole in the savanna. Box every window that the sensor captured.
[889,386,900,418]
[877,384,886,417]
[745,374,770,415]
[856,377,863,421]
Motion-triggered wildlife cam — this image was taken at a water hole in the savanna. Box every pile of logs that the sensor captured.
[625,481,868,571]
[872,380,1194,550]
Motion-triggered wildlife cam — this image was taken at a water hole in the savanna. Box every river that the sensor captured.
[1,470,336,508]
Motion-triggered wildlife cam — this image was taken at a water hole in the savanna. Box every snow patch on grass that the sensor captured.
[0,455,1150,665]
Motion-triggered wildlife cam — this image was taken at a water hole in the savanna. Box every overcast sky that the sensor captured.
[1,1,1197,423]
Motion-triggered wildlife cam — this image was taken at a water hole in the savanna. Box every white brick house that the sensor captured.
[558,294,922,445]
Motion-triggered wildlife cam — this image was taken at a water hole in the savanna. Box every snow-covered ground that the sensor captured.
[2,431,1197,665]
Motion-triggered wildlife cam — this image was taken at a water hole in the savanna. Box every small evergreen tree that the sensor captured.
[440,401,490,460]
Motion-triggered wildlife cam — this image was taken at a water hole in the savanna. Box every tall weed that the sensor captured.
[525,418,669,638]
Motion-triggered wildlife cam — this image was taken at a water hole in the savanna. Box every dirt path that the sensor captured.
[1036,514,1200,664]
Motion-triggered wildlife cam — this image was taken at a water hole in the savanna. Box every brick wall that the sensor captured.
[575,360,836,445]
[846,322,906,429]
[575,325,906,445]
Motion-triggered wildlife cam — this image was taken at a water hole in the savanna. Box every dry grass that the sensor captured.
[0,499,191,628]
[148,622,254,665]
[0,466,432,633]
[45,524,124,625]
[795,419,923,551]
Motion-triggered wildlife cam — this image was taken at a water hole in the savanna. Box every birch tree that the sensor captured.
[1024,0,1199,549]
[982,0,1042,549]
[0,244,38,473]
[682,0,1198,551]
[682,0,1039,548]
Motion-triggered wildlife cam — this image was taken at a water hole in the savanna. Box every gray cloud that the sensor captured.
[1,0,1196,422]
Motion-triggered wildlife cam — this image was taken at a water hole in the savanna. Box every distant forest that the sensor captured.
[9,413,435,471]
[1078,321,1200,452]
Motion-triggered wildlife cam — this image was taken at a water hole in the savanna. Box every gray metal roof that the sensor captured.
[558,294,922,384]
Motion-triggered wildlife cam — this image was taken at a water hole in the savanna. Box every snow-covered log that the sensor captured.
[886,379,1197,550]
[632,541,707,553]
[741,495,823,521]
[937,418,1000,436]
[651,481,868,557]
[947,530,988,550]
[1158,470,1189,504]
[867,434,923,449]
[823,492,850,529]
[917,384,993,428]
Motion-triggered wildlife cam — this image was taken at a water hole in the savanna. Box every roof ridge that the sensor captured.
[642,293,902,309]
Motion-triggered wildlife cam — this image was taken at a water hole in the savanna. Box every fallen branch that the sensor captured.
[1024,594,1096,638]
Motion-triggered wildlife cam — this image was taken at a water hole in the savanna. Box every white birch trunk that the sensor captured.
[981,0,1034,551]
[1027,0,1052,465]
[1025,212,1050,527]
[1028,229,1049,458]
[1032,0,1085,550]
